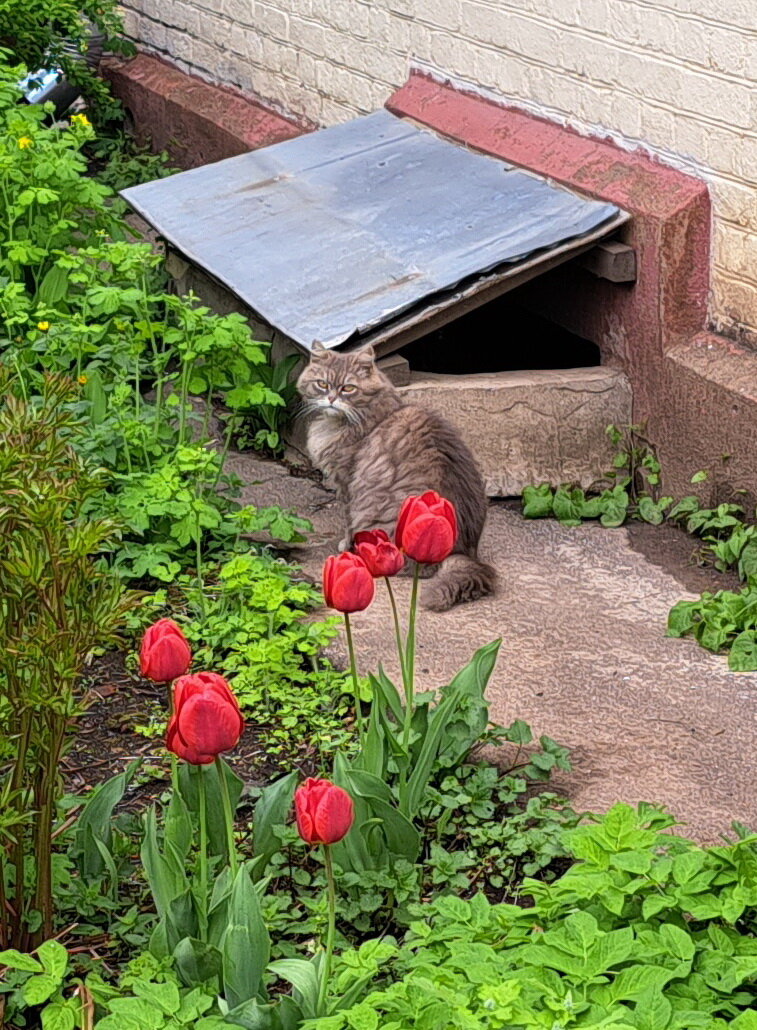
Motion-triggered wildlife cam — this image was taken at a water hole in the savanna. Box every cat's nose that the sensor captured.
[328,393,338,403]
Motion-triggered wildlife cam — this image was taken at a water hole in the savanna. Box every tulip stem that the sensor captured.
[317,845,337,1016]
[400,563,421,757]
[197,766,209,941]
[343,613,364,747]
[215,756,238,877]
[384,577,407,696]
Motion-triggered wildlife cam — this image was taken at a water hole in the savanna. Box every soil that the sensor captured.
[65,651,322,809]
[625,519,741,595]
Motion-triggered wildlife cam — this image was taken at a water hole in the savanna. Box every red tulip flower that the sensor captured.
[140,618,192,683]
[322,552,375,613]
[294,778,354,845]
[166,672,244,765]
[353,529,405,578]
[395,491,458,564]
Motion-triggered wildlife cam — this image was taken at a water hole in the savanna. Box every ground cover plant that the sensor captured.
[522,423,757,669]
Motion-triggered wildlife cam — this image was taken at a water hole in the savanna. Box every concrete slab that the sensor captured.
[231,452,757,844]
[400,367,632,497]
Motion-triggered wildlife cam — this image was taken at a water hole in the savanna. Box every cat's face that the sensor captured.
[297,344,384,421]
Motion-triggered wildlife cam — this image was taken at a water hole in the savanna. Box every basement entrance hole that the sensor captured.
[397,290,600,375]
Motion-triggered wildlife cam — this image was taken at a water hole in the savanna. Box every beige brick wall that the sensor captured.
[120,0,757,341]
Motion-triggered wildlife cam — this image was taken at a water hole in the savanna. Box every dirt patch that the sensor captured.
[625,519,741,596]
[65,651,321,806]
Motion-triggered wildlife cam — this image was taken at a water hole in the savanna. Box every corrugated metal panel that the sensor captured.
[122,109,624,350]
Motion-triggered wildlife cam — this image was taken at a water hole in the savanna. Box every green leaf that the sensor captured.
[522,484,554,518]
[132,978,181,1014]
[221,866,271,1009]
[638,495,667,525]
[607,964,675,1001]
[633,988,672,1030]
[268,958,320,1018]
[22,973,60,1006]
[252,770,297,879]
[667,600,699,638]
[41,1002,75,1030]
[729,630,757,671]
[0,948,42,972]
[552,486,584,526]
[691,470,709,483]
[36,940,68,980]
[37,263,69,305]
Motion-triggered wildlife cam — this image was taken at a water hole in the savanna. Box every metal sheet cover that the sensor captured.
[122,109,621,350]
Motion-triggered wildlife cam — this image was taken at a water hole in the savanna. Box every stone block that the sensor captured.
[399,367,632,497]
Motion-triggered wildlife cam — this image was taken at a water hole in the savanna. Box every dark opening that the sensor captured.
[398,288,600,375]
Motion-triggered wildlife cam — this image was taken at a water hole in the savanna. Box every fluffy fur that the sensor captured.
[297,343,496,611]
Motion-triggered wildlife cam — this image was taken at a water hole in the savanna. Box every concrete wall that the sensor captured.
[120,0,757,347]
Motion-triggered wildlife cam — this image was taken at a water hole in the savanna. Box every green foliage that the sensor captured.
[311,804,757,1030]
[0,0,133,123]
[140,549,352,763]
[251,724,576,937]
[522,424,673,529]
[87,131,177,192]
[0,938,91,1028]
[0,375,138,950]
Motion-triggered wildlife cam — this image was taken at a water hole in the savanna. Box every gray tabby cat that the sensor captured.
[297,343,496,611]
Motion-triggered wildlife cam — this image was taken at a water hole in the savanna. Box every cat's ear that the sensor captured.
[355,345,375,366]
[310,341,327,360]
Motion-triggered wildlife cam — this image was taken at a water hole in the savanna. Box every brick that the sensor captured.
[254,2,289,40]
[222,0,255,27]
[711,179,757,230]
[712,276,757,336]
[139,17,168,50]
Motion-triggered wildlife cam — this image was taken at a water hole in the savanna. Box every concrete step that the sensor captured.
[401,366,631,497]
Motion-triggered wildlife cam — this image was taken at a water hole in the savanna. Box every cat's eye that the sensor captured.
[315,380,329,390]
[340,384,357,394]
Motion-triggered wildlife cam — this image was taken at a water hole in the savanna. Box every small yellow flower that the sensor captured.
[78,374,88,385]
[37,321,50,331]
[71,113,91,128]
[18,136,33,149]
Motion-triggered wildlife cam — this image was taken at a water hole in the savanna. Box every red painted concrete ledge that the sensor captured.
[103,54,306,169]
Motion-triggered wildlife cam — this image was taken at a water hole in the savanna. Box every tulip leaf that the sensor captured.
[222,867,271,1009]
[330,753,376,874]
[345,770,421,863]
[165,784,193,864]
[165,890,200,954]
[208,866,235,947]
[179,760,243,863]
[369,666,403,723]
[173,936,223,988]
[73,759,141,882]
[252,770,297,879]
[225,995,303,1030]
[361,701,386,779]
[404,639,500,819]
[141,806,190,920]
[267,958,320,1019]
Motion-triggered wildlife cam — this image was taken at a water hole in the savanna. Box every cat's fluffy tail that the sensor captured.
[422,554,497,612]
